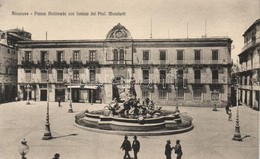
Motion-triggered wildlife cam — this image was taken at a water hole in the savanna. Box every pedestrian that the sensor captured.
[173,140,183,159]
[132,135,140,159]
[58,97,61,107]
[225,104,230,114]
[120,135,131,159]
[228,109,232,121]
[165,140,173,159]
[52,153,60,159]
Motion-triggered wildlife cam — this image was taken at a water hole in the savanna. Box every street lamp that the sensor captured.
[18,138,29,159]
[68,67,73,113]
[212,89,218,111]
[43,60,52,140]
[233,76,242,141]
[25,85,32,105]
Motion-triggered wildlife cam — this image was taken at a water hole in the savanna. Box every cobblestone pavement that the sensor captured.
[0,101,259,159]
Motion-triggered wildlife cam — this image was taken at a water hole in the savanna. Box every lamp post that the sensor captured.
[18,138,29,159]
[212,89,218,111]
[68,67,73,113]
[233,76,242,141]
[26,85,32,105]
[43,60,52,140]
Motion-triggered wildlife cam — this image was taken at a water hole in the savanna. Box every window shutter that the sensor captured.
[184,67,188,73]
[78,51,81,61]
[96,67,101,74]
[64,68,68,74]
[150,67,154,74]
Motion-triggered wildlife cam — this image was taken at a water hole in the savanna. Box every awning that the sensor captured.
[67,85,98,90]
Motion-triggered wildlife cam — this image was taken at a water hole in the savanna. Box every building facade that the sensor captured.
[237,19,260,111]
[0,28,31,103]
[17,23,232,106]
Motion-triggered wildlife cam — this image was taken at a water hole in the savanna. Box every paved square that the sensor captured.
[0,101,259,159]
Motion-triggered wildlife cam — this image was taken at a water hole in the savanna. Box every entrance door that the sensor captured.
[55,89,65,102]
[88,90,96,103]
[72,89,80,102]
[40,90,47,101]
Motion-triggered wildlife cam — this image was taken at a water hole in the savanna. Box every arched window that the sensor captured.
[113,49,118,60]
[119,49,124,60]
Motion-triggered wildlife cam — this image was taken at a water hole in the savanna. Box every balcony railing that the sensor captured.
[70,60,83,68]
[113,60,126,64]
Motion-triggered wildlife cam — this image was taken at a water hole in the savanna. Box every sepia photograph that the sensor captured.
[0,0,259,158]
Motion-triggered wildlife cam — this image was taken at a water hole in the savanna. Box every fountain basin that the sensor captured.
[75,109,193,135]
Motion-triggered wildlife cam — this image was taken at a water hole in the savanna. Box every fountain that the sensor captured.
[75,96,193,135]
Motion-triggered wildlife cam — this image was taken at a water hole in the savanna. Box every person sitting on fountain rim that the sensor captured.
[145,98,150,106]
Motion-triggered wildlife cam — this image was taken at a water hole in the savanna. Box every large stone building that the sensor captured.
[17,23,232,106]
[0,28,31,103]
[237,19,260,110]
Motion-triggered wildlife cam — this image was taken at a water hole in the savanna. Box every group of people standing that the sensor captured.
[120,135,183,159]
[120,135,140,159]
[165,140,183,159]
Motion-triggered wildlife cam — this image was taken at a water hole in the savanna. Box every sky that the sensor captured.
[0,0,259,62]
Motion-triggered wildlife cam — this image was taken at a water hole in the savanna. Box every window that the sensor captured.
[25,70,31,82]
[160,70,166,84]
[159,89,167,99]
[89,50,96,62]
[73,51,80,61]
[194,50,201,60]
[57,51,64,62]
[89,70,96,82]
[212,70,218,83]
[142,70,149,83]
[41,70,47,82]
[24,51,32,62]
[143,51,149,60]
[142,90,149,99]
[73,70,80,80]
[194,69,201,83]
[40,51,48,63]
[57,70,63,82]
[160,50,166,60]
[212,50,218,60]
[193,88,202,100]
[177,50,184,60]
[113,49,118,60]
[119,49,124,60]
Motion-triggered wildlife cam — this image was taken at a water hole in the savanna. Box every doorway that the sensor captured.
[40,90,47,101]
[72,89,80,102]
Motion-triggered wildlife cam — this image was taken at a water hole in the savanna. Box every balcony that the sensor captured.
[53,60,68,68]
[20,60,36,69]
[85,60,100,68]
[70,60,83,68]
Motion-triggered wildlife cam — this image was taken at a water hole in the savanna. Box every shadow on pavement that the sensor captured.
[52,133,78,139]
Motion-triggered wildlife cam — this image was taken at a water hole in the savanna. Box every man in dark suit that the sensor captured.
[165,140,173,159]
[120,135,131,159]
[132,135,140,159]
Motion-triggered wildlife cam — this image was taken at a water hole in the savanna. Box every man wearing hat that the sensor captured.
[165,140,173,159]
[132,135,140,159]
[173,140,183,159]
[120,135,131,159]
